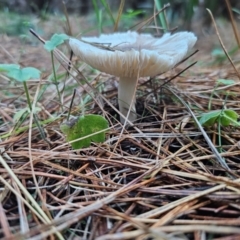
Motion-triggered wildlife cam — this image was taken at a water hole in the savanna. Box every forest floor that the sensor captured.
[0,12,240,240]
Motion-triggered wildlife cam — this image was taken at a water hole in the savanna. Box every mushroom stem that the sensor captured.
[118,76,138,123]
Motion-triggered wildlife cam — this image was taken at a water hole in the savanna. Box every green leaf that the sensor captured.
[0,64,41,82]
[9,67,40,82]
[217,79,235,85]
[7,67,41,82]
[0,64,20,72]
[223,109,238,120]
[44,33,69,52]
[199,110,221,126]
[100,0,115,25]
[60,114,108,149]
[199,109,239,127]
[220,109,239,126]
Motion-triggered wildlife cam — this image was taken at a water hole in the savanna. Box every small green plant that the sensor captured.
[0,64,40,82]
[44,33,69,109]
[201,79,238,127]
[199,108,239,155]
[43,33,109,149]
[0,64,41,112]
[0,64,49,140]
[198,78,240,155]
[44,33,69,51]
[199,109,239,127]
[60,114,108,149]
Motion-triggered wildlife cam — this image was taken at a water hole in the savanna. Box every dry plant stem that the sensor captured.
[206,8,240,79]
[0,172,46,223]
[122,181,240,230]
[27,81,62,237]
[14,182,30,233]
[114,0,125,32]
[118,76,138,123]
[28,79,44,205]
[0,201,12,238]
[62,0,72,36]
[225,0,240,47]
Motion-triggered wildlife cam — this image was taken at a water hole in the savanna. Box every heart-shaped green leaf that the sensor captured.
[44,33,69,52]
[199,109,239,127]
[199,110,221,126]
[220,109,239,127]
[0,64,40,82]
[0,64,20,72]
[60,114,108,149]
[7,67,41,82]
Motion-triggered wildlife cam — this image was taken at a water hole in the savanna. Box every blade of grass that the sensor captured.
[100,0,115,26]
[154,0,168,32]
[50,51,62,111]
[92,0,103,34]
[0,117,55,139]
[130,3,170,31]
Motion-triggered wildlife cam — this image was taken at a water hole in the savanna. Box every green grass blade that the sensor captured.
[154,0,168,32]
[100,0,115,26]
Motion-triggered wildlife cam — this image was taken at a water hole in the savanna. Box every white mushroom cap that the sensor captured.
[69,31,197,123]
[69,31,197,78]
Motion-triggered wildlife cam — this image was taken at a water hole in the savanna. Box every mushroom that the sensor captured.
[69,31,197,123]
